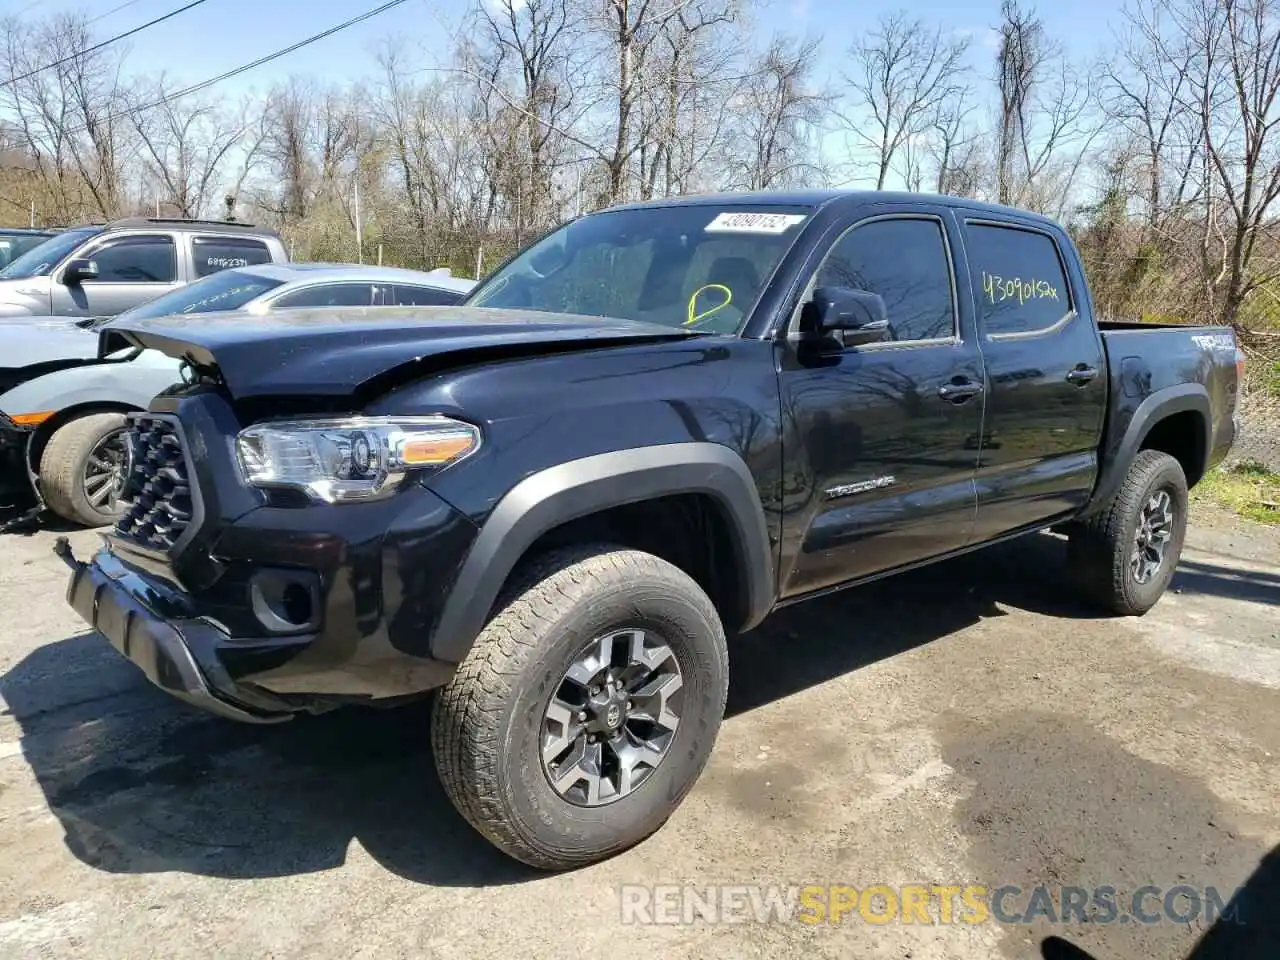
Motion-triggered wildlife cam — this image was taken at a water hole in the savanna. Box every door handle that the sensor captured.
[1066,365,1098,386]
[938,379,984,403]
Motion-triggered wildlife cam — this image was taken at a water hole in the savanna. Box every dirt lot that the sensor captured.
[1,505,1277,960]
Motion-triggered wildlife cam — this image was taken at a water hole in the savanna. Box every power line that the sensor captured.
[63,0,410,134]
[4,0,211,87]
[9,0,49,18]
[88,0,150,26]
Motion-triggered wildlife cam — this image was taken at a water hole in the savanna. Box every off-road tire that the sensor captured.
[38,413,129,528]
[1068,449,1189,615]
[431,543,729,871]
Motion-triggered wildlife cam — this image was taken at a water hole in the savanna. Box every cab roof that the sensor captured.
[603,189,1062,228]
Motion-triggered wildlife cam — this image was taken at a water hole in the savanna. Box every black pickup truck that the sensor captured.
[57,190,1242,870]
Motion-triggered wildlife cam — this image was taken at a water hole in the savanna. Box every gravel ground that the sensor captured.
[0,504,1277,960]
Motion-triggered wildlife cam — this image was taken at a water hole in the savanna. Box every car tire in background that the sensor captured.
[38,412,131,528]
[431,543,729,870]
[1068,449,1189,616]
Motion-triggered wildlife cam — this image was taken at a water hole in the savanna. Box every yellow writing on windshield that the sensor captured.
[982,272,1060,306]
[685,283,733,326]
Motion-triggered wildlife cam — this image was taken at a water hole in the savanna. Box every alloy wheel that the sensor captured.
[82,428,129,515]
[541,628,684,807]
[1130,488,1175,584]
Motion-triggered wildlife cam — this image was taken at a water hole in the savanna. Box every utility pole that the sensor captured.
[29,199,34,228]
[354,177,364,264]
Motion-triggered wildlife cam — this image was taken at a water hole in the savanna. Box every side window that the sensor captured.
[86,236,176,283]
[815,217,955,342]
[966,223,1072,336]
[392,284,464,306]
[192,237,272,277]
[273,284,373,308]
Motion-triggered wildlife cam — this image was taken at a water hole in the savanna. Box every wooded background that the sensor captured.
[2,0,1280,389]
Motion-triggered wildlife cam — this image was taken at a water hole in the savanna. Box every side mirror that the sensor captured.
[63,258,99,284]
[799,286,890,346]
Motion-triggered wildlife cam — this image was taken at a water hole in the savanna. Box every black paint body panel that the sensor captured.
[62,190,1243,714]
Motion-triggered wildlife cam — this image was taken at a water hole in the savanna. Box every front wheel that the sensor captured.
[431,543,729,870]
[38,412,130,528]
[1068,449,1189,615]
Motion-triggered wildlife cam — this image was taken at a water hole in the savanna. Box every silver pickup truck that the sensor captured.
[0,218,287,320]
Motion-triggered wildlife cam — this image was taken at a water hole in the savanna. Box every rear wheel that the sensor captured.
[431,543,729,870]
[38,413,130,528]
[1068,449,1189,615]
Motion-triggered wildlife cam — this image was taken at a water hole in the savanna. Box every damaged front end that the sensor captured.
[0,410,36,510]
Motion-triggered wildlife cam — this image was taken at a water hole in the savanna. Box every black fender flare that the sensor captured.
[1083,382,1211,516]
[430,442,775,662]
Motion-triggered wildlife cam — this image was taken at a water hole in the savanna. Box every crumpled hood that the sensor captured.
[104,305,704,399]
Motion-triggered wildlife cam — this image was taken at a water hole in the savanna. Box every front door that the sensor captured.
[50,233,182,317]
[958,218,1107,539]
[777,211,985,598]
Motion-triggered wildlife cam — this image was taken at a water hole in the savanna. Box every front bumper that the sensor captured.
[58,392,481,722]
[58,538,301,722]
[0,413,35,508]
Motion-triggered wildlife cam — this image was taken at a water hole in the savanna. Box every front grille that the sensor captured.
[114,415,195,551]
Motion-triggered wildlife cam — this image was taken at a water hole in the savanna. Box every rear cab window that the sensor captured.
[964,222,1073,336]
[192,236,273,278]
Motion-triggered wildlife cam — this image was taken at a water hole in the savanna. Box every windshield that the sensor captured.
[0,233,54,270]
[92,268,285,328]
[0,228,100,279]
[467,204,813,334]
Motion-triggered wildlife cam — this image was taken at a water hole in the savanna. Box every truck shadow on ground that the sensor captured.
[1,532,1276,889]
[1039,844,1280,959]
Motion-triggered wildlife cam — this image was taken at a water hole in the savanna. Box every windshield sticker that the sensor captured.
[704,212,807,234]
[982,272,1060,305]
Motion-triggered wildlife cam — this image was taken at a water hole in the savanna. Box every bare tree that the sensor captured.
[730,35,829,190]
[926,87,981,196]
[994,0,1043,203]
[0,12,134,221]
[993,0,1099,214]
[640,1,738,199]
[1166,0,1280,325]
[129,78,265,218]
[592,0,745,202]
[468,0,583,233]
[838,11,969,190]
[1106,0,1200,227]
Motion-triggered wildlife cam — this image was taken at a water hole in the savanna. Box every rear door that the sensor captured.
[776,206,985,597]
[959,216,1107,538]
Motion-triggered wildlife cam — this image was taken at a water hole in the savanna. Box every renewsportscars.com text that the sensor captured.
[619,883,1248,927]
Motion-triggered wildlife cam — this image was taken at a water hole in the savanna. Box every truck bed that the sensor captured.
[1094,322,1240,500]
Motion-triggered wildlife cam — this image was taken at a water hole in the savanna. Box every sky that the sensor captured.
[0,0,1123,103]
